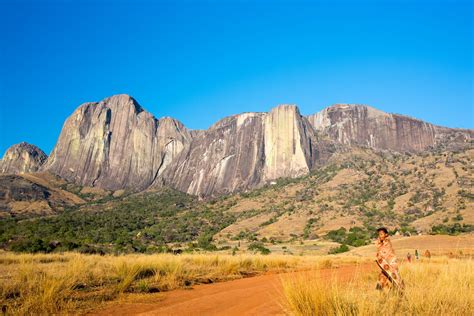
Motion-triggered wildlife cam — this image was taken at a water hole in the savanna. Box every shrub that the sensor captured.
[196,233,218,251]
[328,244,349,254]
[326,227,370,247]
[431,223,474,235]
[326,227,347,243]
[247,242,271,255]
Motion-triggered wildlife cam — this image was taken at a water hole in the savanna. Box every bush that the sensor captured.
[328,244,349,254]
[77,244,106,255]
[303,218,318,239]
[326,227,347,243]
[9,238,53,253]
[326,227,370,247]
[196,233,218,251]
[247,242,271,255]
[431,223,474,235]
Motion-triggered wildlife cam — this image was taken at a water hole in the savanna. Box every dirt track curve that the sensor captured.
[90,263,374,316]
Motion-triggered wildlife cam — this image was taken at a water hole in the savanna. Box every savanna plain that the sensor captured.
[0,234,472,316]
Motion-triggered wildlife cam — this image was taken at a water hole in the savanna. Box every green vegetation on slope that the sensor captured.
[0,188,236,254]
[217,148,473,243]
[1,147,472,255]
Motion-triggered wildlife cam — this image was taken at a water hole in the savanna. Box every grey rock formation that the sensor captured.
[156,112,266,196]
[5,95,470,198]
[307,104,473,152]
[155,105,335,197]
[262,105,334,180]
[42,94,192,191]
[0,142,47,174]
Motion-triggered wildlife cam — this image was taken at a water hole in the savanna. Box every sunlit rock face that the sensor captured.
[154,112,267,197]
[306,104,472,152]
[42,94,192,191]
[13,94,468,197]
[155,105,334,197]
[0,142,47,174]
[263,105,317,181]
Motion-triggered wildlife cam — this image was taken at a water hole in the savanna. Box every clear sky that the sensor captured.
[1,0,472,155]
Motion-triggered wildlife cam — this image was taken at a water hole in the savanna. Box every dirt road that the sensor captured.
[90,263,374,316]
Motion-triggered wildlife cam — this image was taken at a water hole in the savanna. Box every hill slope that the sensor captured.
[1,146,472,254]
[210,146,473,241]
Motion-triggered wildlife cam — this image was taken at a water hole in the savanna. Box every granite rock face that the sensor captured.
[263,105,311,180]
[156,105,335,197]
[306,104,473,152]
[0,142,47,174]
[42,94,192,191]
[5,95,471,197]
[156,112,267,196]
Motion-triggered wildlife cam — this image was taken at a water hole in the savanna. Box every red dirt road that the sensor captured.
[90,263,374,316]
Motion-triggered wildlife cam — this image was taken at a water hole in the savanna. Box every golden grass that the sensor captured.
[282,257,474,315]
[0,251,367,315]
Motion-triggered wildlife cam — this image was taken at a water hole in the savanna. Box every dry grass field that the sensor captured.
[0,235,472,315]
[0,251,366,315]
[282,257,473,315]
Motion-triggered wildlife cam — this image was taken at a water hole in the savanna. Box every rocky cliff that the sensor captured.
[155,112,267,196]
[263,105,314,180]
[306,104,473,152]
[155,105,335,197]
[0,142,47,174]
[42,94,192,191]
[3,95,471,197]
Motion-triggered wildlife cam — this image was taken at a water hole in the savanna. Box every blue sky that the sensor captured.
[1,0,472,155]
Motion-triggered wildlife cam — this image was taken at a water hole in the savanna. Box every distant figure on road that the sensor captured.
[415,249,419,260]
[424,249,431,259]
[375,227,405,292]
[406,252,412,263]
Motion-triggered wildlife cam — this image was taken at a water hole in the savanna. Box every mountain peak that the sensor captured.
[324,103,387,117]
[101,94,144,114]
[270,104,301,114]
[0,142,47,174]
[42,95,192,191]
[306,103,443,151]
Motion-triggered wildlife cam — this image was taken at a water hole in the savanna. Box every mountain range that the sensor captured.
[1,94,473,253]
[1,94,472,198]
